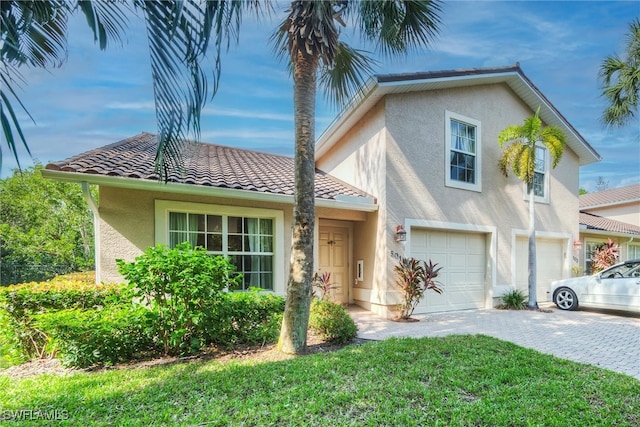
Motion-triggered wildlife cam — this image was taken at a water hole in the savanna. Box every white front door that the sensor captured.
[319,226,349,304]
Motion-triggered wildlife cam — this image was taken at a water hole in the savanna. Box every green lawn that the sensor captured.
[1,335,638,426]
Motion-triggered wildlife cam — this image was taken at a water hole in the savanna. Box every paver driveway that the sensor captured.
[349,304,640,380]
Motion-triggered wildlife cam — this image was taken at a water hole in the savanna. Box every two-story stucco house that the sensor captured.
[43,64,601,318]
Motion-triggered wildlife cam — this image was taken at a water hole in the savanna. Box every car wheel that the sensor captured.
[554,288,578,311]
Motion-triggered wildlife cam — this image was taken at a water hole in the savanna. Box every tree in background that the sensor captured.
[498,107,566,310]
[0,165,95,284]
[1,1,443,354]
[599,18,639,128]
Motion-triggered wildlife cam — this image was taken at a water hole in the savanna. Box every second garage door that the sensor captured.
[516,237,565,303]
[410,229,487,314]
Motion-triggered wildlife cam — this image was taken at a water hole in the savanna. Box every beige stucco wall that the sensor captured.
[582,203,640,227]
[98,186,293,287]
[385,84,579,296]
[318,83,582,316]
[316,102,392,315]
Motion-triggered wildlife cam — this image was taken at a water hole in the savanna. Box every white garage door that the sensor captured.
[516,237,564,302]
[410,229,486,314]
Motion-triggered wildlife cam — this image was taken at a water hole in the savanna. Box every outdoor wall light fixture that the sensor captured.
[395,225,407,242]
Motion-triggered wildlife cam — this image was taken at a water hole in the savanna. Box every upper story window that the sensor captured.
[445,111,482,192]
[526,145,550,203]
[156,201,284,292]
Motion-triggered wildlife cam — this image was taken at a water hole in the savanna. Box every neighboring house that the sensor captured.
[43,64,601,318]
[578,184,640,274]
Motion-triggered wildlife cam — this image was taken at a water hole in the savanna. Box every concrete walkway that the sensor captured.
[349,304,640,380]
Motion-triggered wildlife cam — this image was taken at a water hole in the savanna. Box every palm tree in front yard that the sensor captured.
[1,0,444,354]
[498,107,566,309]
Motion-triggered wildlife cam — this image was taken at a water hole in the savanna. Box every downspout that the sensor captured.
[625,236,635,261]
[81,182,101,284]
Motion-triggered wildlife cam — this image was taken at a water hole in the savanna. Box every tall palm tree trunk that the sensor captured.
[527,184,538,309]
[278,50,319,354]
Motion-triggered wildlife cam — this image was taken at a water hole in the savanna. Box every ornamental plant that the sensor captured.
[394,257,443,320]
[312,271,334,301]
[591,239,619,274]
[116,242,241,355]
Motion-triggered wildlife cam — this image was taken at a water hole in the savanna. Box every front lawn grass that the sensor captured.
[1,335,638,426]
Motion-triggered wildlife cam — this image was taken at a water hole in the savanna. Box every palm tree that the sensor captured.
[498,107,566,310]
[599,18,640,128]
[1,0,443,354]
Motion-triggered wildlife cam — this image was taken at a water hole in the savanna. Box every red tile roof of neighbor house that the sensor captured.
[45,132,374,202]
[580,184,640,209]
[580,212,640,235]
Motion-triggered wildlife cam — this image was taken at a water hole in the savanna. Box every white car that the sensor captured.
[549,259,640,312]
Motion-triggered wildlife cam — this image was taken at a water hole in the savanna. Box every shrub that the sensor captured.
[0,309,27,367]
[117,242,241,355]
[499,289,528,310]
[0,273,129,360]
[591,238,619,274]
[308,299,357,344]
[207,291,285,347]
[34,305,158,368]
[394,257,443,319]
[0,273,127,320]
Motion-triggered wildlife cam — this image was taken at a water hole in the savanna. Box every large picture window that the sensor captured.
[156,201,284,292]
[445,111,482,192]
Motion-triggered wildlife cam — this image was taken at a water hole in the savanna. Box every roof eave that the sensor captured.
[579,227,640,239]
[316,66,601,166]
[41,170,378,213]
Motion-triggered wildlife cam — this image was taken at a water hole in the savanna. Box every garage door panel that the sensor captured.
[411,229,487,314]
[516,237,564,302]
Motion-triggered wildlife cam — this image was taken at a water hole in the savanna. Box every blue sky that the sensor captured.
[3,1,639,191]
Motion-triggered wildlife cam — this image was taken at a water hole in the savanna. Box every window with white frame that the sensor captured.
[526,145,549,202]
[445,111,481,192]
[156,201,283,292]
[628,243,640,260]
[585,240,600,275]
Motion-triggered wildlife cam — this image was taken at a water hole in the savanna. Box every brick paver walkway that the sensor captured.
[349,305,640,380]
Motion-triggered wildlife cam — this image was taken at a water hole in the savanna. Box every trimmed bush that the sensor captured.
[207,291,285,347]
[309,299,357,344]
[0,273,128,360]
[33,305,158,368]
[0,272,127,319]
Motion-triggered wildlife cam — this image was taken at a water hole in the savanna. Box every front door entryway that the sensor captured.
[319,225,350,304]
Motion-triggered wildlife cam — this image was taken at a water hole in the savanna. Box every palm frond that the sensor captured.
[318,42,377,108]
[357,0,442,57]
[540,126,566,168]
[0,1,69,68]
[599,18,640,127]
[515,144,534,183]
[76,0,130,50]
[497,125,525,147]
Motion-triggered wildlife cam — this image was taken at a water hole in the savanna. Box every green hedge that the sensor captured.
[0,273,128,362]
[207,292,285,347]
[0,272,128,320]
[34,305,158,368]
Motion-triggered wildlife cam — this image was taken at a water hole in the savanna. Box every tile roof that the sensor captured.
[580,212,640,235]
[45,132,374,202]
[580,184,640,208]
